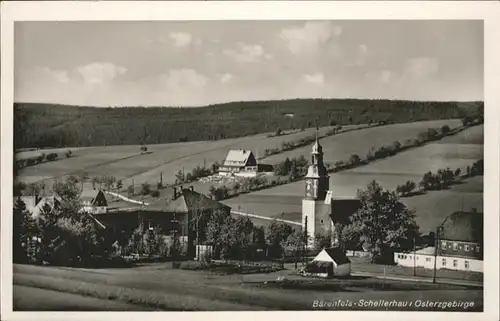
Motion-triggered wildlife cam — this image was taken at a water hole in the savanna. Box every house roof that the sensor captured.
[314,247,351,265]
[131,188,231,214]
[80,189,104,203]
[18,196,61,218]
[223,149,253,167]
[440,211,483,243]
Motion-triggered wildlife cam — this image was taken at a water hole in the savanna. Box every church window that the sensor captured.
[320,219,324,224]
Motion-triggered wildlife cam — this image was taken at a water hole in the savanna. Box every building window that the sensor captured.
[320,219,324,224]
[453,260,458,267]
[464,244,469,252]
[464,261,470,269]
[476,245,480,253]
[441,241,447,248]
[426,257,431,262]
[409,255,412,260]
[442,258,447,266]
[453,243,458,251]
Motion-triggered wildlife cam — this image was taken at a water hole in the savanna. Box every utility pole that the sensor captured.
[432,226,442,284]
[413,236,416,276]
[171,213,179,268]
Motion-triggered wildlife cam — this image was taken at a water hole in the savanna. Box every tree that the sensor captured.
[349,154,361,166]
[281,229,306,268]
[205,209,231,259]
[65,150,73,158]
[211,162,220,174]
[454,168,462,178]
[141,182,151,196]
[13,196,38,263]
[266,220,294,259]
[116,179,123,192]
[91,177,99,190]
[77,172,90,191]
[175,170,184,184]
[441,125,451,135]
[396,180,416,197]
[345,180,420,263]
[275,128,282,136]
[313,233,331,252]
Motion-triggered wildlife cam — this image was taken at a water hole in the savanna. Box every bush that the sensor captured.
[141,183,150,195]
[150,190,160,198]
[65,150,72,158]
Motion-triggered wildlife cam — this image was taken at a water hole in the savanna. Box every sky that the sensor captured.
[14,20,483,107]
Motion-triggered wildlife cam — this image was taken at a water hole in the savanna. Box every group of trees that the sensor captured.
[14,100,483,149]
[338,181,421,263]
[13,178,114,266]
[15,151,61,171]
[273,156,309,178]
[419,168,462,191]
[208,176,270,200]
[175,163,220,185]
[396,159,483,197]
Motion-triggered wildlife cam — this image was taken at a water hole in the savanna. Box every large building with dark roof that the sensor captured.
[97,186,231,258]
[438,210,483,260]
[394,209,483,272]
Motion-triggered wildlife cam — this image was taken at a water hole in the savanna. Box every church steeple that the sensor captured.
[304,127,329,200]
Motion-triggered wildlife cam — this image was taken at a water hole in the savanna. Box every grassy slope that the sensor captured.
[16,126,338,187]
[13,264,482,311]
[222,125,484,234]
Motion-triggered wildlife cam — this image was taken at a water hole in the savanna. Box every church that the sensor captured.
[301,131,362,249]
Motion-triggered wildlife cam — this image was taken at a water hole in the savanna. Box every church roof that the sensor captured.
[223,149,254,167]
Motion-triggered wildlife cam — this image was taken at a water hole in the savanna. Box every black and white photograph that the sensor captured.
[1,1,499,319]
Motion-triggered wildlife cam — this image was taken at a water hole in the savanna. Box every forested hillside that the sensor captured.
[14,99,483,149]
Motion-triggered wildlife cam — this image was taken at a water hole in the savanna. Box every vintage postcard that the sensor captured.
[1,1,499,321]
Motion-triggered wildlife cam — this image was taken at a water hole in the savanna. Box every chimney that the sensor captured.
[189,186,194,192]
[172,187,178,200]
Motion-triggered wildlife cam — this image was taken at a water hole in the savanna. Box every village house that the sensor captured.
[218,149,259,177]
[394,210,483,272]
[98,186,232,258]
[18,194,61,218]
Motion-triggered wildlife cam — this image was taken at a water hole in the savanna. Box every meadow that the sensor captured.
[13,263,482,311]
[223,125,484,234]
[262,119,462,166]
[15,124,365,188]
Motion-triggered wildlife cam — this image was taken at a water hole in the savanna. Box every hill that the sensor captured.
[14,99,483,149]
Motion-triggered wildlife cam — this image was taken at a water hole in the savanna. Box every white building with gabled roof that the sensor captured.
[218,149,258,177]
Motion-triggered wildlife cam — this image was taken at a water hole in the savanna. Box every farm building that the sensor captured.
[98,186,232,258]
[218,149,258,177]
[303,247,351,277]
[80,189,108,214]
[394,210,483,272]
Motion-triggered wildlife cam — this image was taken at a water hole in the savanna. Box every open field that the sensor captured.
[13,263,482,311]
[262,119,462,165]
[16,120,459,189]
[16,126,336,187]
[223,125,483,234]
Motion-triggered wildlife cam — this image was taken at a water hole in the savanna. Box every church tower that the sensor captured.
[302,129,332,248]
